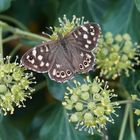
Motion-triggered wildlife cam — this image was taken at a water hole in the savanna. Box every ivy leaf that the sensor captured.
[135,0,140,12]
[0,119,24,140]
[120,70,140,94]
[0,0,12,12]
[28,103,100,140]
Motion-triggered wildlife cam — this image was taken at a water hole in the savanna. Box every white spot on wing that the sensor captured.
[52,69,56,76]
[30,59,35,64]
[83,34,88,39]
[91,32,95,36]
[81,26,88,32]
[40,61,45,67]
[32,49,37,57]
[45,45,49,52]
[87,40,92,44]
[73,33,78,38]
[93,37,96,41]
[56,64,61,68]
[38,55,43,61]
[85,44,89,48]
[46,63,49,67]
[80,52,84,57]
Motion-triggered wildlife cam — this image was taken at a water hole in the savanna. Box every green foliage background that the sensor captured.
[0,0,140,140]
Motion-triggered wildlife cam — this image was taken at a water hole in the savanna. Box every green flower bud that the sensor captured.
[94,106,104,117]
[81,92,89,100]
[87,102,96,110]
[75,102,83,111]
[70,113,79,122]
[70,94,78,103]
[84,112,93,121]
[115,34,122,42]
[0,85,7,93]
[80,84,89,92]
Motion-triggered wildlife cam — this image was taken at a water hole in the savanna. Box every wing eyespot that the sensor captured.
[88,28,93,32]
[79,64,84,69]
[28,55,33,60]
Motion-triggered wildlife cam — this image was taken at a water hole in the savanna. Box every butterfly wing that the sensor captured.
[66,22,100,73]
[71,23,101,51]
[48,48,75,82]
[21,41,75,82]
[21,41,58,73]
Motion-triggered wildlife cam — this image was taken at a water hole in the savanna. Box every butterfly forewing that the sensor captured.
[21,41,58,73]
[71,23,100,51]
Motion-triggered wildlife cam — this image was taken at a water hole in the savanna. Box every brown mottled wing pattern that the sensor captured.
[21,23,101,83]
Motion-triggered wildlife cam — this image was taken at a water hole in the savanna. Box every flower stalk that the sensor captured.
[0,21,49,42]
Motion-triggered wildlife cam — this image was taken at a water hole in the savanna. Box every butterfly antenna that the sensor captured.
[42,26,54,38]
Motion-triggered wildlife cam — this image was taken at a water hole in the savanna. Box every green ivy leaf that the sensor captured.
[135,0,140,12]
[0,0,12,12]
[28,103,100,140]
[120,70,140,94]
[0,119,24,140]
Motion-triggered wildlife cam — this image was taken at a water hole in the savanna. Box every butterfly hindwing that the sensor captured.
[48,51,75,82]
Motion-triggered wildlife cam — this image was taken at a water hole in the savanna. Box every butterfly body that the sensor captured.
[21,23,101,82]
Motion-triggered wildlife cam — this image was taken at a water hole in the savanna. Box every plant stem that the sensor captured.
[0,26,3,60]
[9,44,22,58]
[118,104,130,140]
[0,15,28,31]
[2,35,19,43]
[0,21,49,42]
[129,105,137,140]
[113,100,133,105]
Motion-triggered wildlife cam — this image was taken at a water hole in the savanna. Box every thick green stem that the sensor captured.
[0,21,49,42]
[118,104,130,140]
[0,27,3,60]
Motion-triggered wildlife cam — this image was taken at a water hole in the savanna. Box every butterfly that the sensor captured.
[21,23,101,83]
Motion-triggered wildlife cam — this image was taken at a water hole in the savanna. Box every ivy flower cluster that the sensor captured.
[96,32,140,79]
[44,15,88,40]
[0,56,35,115]
[62,76,119,135]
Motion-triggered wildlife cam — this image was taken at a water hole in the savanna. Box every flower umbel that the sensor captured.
[96,32,140,79]
[45,15,88,40]
[0,56,35,115]
[62,76,119,135]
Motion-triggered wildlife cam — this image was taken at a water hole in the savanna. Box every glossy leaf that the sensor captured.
[0,119,24,140]
[28,103,100,140]
[135,0,140,12]
[0,0,12,12]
